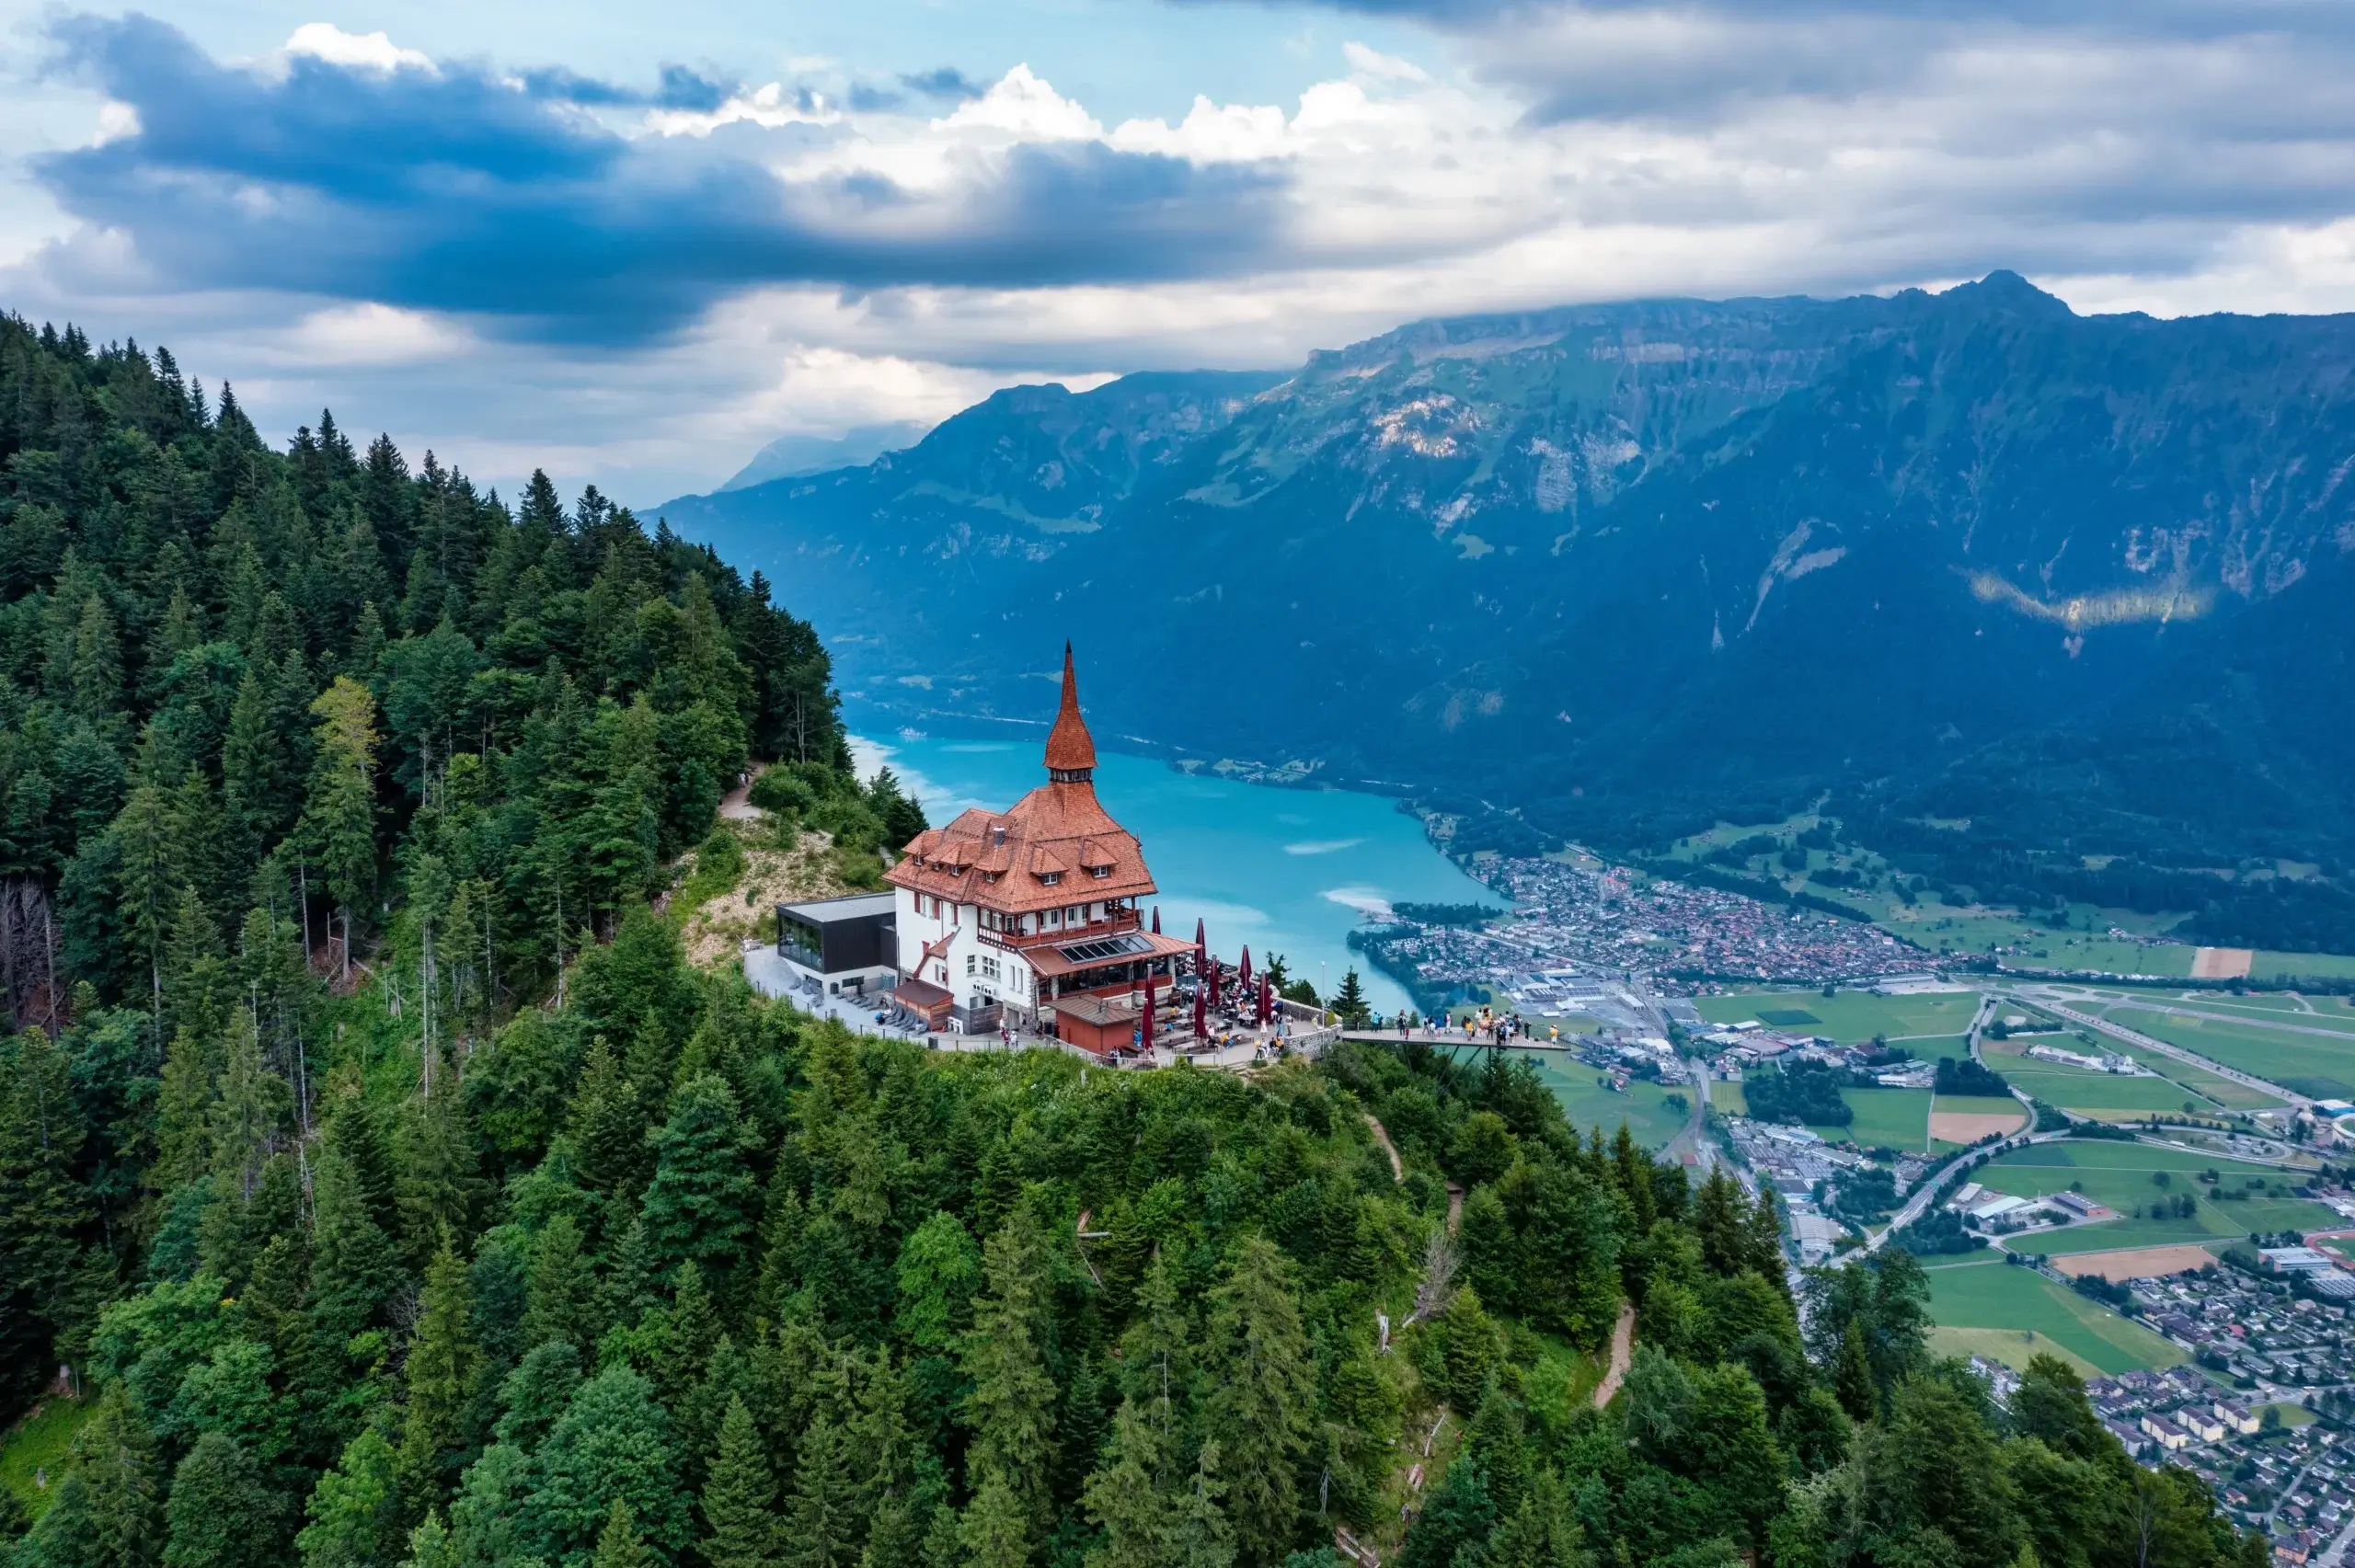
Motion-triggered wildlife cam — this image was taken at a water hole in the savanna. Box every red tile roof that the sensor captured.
[885,650,1155,915]
[1044,643,1097,774]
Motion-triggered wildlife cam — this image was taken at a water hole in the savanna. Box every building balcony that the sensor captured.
[977,904,1144,952]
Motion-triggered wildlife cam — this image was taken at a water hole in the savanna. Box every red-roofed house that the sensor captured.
[886,646,1193,1045]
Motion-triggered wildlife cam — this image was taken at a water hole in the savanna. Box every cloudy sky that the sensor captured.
[8,1,2355,506]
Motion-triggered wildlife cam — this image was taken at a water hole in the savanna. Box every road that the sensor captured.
[2016,993,2311,1109]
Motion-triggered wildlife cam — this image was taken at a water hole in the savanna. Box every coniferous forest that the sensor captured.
[0,315,2271,1568]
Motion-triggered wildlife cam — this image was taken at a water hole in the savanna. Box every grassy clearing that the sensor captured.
[1983,1041,2232,1118]
[1710,1082,1749,1118]
[1696,989,1982,1044]
[672,818,864,971]
[1,1397,90,1518]
[1927,1325,2102,1379]
[1811,1087,1935,1152]
[1975,1140,2343,1253]
[2108,1008,2355,1100]
[1511,1053,1688,1150]
[2254,951,2355,981]
[1924,1257,2186,1375]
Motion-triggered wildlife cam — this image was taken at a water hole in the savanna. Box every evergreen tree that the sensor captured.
[961,1211,1060,1532]
[701,1395,782,1568]
[959,1471,1031,1568]
[523,1211,599,1353]
[295,677,378,979]
[1833,1317,1878,1425]
[779,1405,860,1568]
[592,1500,658,1568]
[162,1433,281,1568]
[1204,1237,1315,1568]
[638,1073,759,1288]
[397,1235,483,1512]
[1084,1397,1178,1568]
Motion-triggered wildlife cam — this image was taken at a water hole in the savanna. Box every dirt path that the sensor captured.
[717,778,761,821]
[1591,1303,1637,1408]
[1445,1182,1465,1236]
[1364,1113,1405,1182]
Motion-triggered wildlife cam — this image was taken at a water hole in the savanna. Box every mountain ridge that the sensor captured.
[657,274,2355,947]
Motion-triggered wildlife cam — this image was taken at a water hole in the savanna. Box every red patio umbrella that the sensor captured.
[1239,945,1253,988]
[1193,917,1207,973]
[1258,975,1272,1027]
[1141,975,1156,1048]
[1152,904,1162,934]
[1208,956,1220,1010]
[1192,985,1206,1039]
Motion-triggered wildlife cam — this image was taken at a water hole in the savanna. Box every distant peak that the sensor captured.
[1942,269,2074,319]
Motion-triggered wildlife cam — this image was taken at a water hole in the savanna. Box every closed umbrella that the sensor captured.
[1193,917,1207,975]
[1258,975,1272,1028]
[1142,976,1155,1050]
[1239,945,1252,989]
[1152,904,1162,934]
[1193,985,1206,1040]
[1209,956,1221,1010]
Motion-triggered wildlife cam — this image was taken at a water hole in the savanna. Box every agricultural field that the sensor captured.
[1982,1038,2238,1120]
[1929,1093,2028,1147]
[2252,951,2355,982]
[1695,988,1982,1046]
[1812,1087,1936,1151]
[1513,1054,1690,1150]
[2107,1008,2355,1100]
[1925,1257,2188,1376]
[1974,1140,2344,1255]
[1710,1081,1749,1118]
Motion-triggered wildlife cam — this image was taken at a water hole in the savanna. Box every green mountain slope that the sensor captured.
[661,275,2355,946]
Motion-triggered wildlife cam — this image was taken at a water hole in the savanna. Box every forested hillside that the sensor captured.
[0,313,2265,1568]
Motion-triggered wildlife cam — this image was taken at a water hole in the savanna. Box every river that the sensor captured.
[848,731,1501,1016]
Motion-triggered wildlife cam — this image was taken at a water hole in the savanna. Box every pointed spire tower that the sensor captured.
[1044,641,1097,784]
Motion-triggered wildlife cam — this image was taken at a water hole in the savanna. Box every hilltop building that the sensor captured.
[884,647,1194,1046]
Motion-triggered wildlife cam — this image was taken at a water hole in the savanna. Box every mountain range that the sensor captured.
[657,273,2355,952]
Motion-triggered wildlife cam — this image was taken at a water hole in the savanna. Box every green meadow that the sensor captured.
[1974,1139,2343,1254]
[2108,1007,2355,1100]
[1510,1053,1689,1150]
[1925,1257,2187,1375]
[1696,988,1982,1046]
[1811,1087,1936,1151]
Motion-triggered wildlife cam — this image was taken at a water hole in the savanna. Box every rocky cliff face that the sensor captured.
[659,275,2355,934]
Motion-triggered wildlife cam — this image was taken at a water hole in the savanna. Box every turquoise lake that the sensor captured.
[848,732,1500,1016]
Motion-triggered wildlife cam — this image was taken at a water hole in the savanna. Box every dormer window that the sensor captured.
[1090,865,1109,879]
[1040,871,1063,886]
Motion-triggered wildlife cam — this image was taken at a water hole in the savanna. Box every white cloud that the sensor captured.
[283,23,434,74]
[645,82,838,138]
[274,303,474,366]
[91,101,140,145]
[1341,41,1430,84]
[933,64,1103,142]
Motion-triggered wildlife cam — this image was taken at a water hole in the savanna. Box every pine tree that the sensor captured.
[61,1386,165,1568]
[1171,1444,1236,1568]
[295,676,378,980]
[569,1038,645,1199]
[397,1234,483,1512]
[162,1433,281,1568]
[1083,1397,1177,1568]
[1204,1237,1315,1568]
[961,1212,1059,1530]
[958,1471,1031,1568]
[638,1073,758,1288]
[523,1211,599,1352]
[780,1405,860,1568]
[1834,1317,1878,1424]
[592,1500,657,1568]
[701,1395,781,1568]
